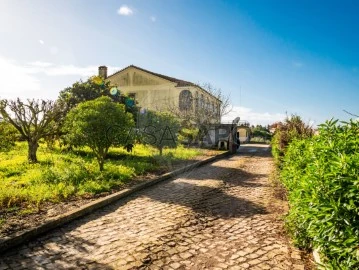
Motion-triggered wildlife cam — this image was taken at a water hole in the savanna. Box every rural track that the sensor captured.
[0,144,308,270]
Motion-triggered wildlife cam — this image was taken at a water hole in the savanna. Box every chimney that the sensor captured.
[98,66,108,79]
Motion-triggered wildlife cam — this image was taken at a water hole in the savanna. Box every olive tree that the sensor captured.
[64,96,134,171]
[0,98,64,162]
[138,111,180,155]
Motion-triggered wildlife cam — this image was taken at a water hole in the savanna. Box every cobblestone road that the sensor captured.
[0,145,308,270]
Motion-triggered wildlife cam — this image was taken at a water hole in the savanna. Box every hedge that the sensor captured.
[279,119,359,269]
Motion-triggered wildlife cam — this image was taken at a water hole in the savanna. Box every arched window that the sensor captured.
[179,90,193,111]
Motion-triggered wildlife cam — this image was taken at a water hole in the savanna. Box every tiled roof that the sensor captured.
[107,65,221,102]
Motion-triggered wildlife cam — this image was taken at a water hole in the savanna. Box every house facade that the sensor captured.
[98,65,221,123]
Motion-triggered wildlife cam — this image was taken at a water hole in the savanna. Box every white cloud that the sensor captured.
[29,61,53,68]
[0,56,122,100]
[38,39,44,45]
[150,16,156,22]
[117,5,133,16]
[24,62,122,77]
[0,56,42,99]
[50,46,59,55]
[221,106,286,126]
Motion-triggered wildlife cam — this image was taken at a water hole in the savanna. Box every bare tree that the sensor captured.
[0,98,65,163]
[201,83,232,119]
[166,83,232,144]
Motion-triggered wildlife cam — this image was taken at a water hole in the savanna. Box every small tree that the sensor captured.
[250,125,272,142]
[138,111,180,155]
[0,121,18,152]
[64,96,134,171]
[0,98,64,162]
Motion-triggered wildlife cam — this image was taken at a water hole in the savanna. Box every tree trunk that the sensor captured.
[99,161,104,171]
[28,140,38,163]
[159,147,163,155]
[98,156,105,171]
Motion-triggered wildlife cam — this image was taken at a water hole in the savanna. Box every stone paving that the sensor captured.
[0,145,308,269]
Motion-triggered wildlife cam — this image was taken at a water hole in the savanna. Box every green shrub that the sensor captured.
[0,121,18,152]
[280,119,359,269]
[271,114,313,165]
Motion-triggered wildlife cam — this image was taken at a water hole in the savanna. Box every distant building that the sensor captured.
[204,121,251,149]
[99,65,221,123]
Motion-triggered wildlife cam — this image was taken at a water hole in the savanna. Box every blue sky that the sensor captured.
[0,0,358,126]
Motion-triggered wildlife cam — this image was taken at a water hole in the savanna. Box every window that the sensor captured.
[179,90,193,111]
[195,91,199,110]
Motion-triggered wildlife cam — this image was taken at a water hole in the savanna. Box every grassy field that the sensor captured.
[0,141,203,214]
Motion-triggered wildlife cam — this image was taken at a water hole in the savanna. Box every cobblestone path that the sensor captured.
[0,145,308,270]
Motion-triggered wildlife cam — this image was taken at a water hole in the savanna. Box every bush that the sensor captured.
[64,96,134,170]
[280,119,359,269]
[271,114,313,165]
[0,121,18,152]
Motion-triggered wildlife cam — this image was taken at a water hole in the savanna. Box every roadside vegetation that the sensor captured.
[0,141,202,214]
[249,125,272,143]
[0,75,219,219]
[272,116,359,269]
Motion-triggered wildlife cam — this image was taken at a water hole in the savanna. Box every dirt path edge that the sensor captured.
[0,151,232,253]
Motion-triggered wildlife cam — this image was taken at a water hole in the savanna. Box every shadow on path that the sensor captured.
[1,234,114,269]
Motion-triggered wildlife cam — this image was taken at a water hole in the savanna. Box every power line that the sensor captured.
[343,110,359,118]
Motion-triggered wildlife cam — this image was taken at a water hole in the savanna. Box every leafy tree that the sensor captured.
[0,121,18,152]
[58,76,138,115]
[250,125,272,141]
[138,111,180,155]
[63,96,134,171]
[0,98,65,162]
[178,127,199,145]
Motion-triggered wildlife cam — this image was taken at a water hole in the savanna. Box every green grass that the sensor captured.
[0,142,202,212]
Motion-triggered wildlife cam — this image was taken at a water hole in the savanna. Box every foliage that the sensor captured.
[250,125,272,143]
[63,96,134,170]
[58,76,138,115]
[271,114,313,165]
[178,127,199,145]
[0,142,203,212]
[0,98,65,162]
[279,119,359,269]
[0,121,18,152]
[137,110,180,155]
